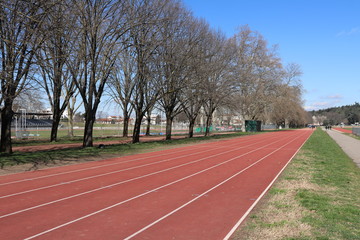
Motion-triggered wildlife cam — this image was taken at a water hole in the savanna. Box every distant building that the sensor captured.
[312,115,326,125]
[96,116,123,124]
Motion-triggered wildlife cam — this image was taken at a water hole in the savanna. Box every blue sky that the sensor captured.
[182,0,360,110]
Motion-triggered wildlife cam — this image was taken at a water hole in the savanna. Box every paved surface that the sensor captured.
[0,130,311,240]
[326,129,360,168]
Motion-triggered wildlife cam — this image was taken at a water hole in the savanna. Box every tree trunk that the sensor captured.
[122,108,129,137]
[205,114,212,136]
[188,119,195,138]
[132,112,143,143]
[0,101,14,153]
[68,117,74,138]
[123,116,129,137]
[146,114,151,136]
[165,112,173,140]
[83,110,96,147]
[241,118,246,132]
[67,99,75,138]
[50,111,61,142]
[67,110,74,138]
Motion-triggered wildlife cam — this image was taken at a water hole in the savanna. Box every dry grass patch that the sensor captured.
[232,128,360,240]
[231,151,315,240]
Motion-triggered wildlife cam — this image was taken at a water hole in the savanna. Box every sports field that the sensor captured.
[0,129,312,239]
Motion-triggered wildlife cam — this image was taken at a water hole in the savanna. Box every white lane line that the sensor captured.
[22,133,296,240]
[224,130,312,239]
[0,133,264,186]
[0,136,267,199]
[123,131,309,239]
[0,134,283,219]
[0,145,204,186]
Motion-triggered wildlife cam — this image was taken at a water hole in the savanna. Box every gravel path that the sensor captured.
[326,128,360,168]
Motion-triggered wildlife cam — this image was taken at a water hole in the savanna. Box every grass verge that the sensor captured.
[0,132,255,172]
[232,128,360,240]
[11,136,127,147]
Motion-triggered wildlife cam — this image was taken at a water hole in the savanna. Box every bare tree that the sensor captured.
[231,25,283,129]
[179,19,211,138]
[143,80,160,137]
[283,62,303,87]
[66,94,82,138]
[202,30,235,136]
[107,44,135,137]
[129,0,172,143]
[13,89,45,113]
[269,63,304,128]
[180,83,205,137]
[0,0,51,153]
[36,0,76,142]
[69,0,129,147]
[156,3,198,140]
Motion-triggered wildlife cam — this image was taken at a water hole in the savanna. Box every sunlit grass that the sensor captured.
[233,128,360,239]
[1,131,255,169]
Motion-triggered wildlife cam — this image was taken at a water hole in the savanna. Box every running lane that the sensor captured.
[0,129,312,240]
[333,127,352,134]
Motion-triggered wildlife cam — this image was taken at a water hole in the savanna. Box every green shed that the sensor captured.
[245,120,262,132]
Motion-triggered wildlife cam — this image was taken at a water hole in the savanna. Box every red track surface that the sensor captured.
[0,129,312,240]
[333,127,352,134]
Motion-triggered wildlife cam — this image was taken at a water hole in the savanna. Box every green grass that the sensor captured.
[11,135,128,147]
[11,128,126,140]
[269,188,288,195]
[10,124,234,146]
[0,131,256,169]
[234,128,360,239]
[295,129,360,239]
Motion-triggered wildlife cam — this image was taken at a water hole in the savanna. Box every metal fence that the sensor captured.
[261,124,277,130]
[352,127,360,136]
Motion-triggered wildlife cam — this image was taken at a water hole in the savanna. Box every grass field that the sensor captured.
[0,132,255,170]
[233,128,360,239]
[10,122,201,147]
[9,123,205,143]
[11,125,161,140]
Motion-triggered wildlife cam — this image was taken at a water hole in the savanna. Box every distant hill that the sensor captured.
[309,102,360,125]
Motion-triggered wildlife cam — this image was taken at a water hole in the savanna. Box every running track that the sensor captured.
[333,127,352,134]
[0,129,312,240]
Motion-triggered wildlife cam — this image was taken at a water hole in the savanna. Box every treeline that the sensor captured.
[310,102,360,125]
[0,0,307,154]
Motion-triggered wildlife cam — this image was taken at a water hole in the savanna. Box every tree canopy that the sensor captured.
[0,0,307,153]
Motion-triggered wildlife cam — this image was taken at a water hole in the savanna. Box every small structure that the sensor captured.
[245,120,262,132]
[12,109,53,139]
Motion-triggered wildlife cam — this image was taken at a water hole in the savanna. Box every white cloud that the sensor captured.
[326,94,343,100]
[337,27,360,37]
[305,102,331,111]
[314,101,330,106]
[304,105,315,111]
[305,98,342,111]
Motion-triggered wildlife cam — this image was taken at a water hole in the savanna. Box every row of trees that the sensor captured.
[310,102,360,126]
[0,0,307,154]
